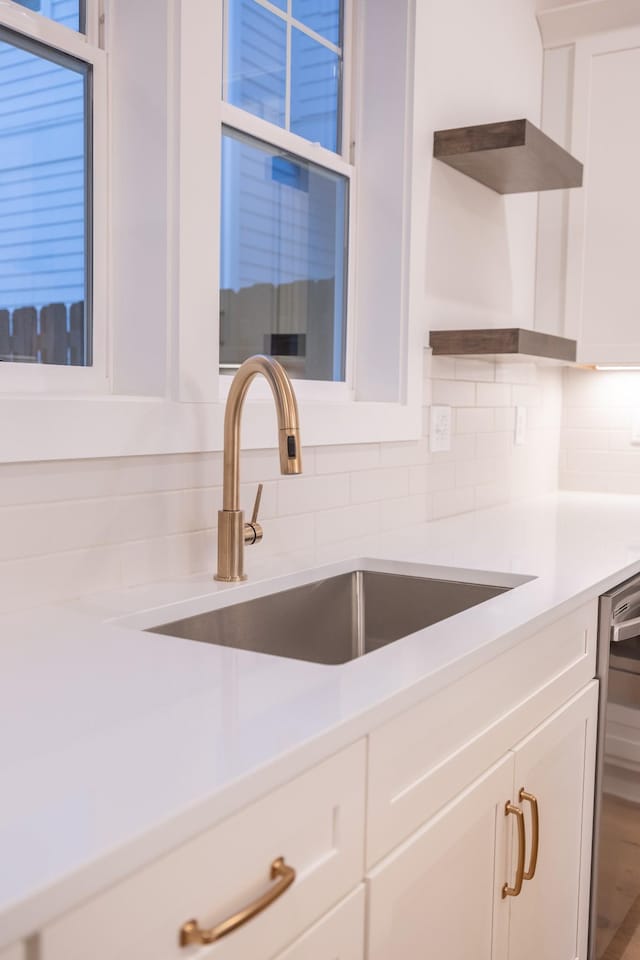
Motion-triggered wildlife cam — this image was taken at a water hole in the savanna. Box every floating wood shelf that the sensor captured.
[433,119,583,194]
[429,328,577,364]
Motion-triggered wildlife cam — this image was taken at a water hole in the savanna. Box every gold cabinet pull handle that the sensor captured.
[519,789,539,881]
[179,857,296,947]
[502,803,526,899]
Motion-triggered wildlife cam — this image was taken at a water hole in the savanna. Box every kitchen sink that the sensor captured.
[145,568,516,665]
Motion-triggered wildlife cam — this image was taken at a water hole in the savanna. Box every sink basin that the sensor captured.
[146,568,514,665]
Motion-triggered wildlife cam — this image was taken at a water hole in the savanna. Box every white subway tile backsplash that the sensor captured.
[0,350,565,614]
[455,408,494,434]
[454,358,495,382]
[315,443,379,475]
[494,361,537,384]
[563,429,612,451]
[350,466,410,504]
[277,473,349,516]
[428,433,477,463]
[432,486,475,519]
[379,494,429,531]
[494,407,515,432]
[408,465,429,496]
[425,461,456,493]
[431,379,476,406]
[512,383,542,407]
[379,439,430,468]
[430,356,456,379]
[476,382,511,407]
[314,501,380,546]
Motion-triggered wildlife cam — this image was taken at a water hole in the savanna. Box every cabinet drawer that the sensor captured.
[367,600,596,865]
[275,887,364,960]
[41,741,366,960]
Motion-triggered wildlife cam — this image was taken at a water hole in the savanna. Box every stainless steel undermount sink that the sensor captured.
[144,566,525,665]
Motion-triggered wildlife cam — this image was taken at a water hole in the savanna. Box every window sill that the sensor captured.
[0,393,423,463]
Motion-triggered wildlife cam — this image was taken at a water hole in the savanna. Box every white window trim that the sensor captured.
[0,0,109,396]
[0,0,426,464]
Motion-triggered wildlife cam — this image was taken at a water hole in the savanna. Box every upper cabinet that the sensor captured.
[536,12,640,362]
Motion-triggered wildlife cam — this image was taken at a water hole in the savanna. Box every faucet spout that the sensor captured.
[216,355,302,582]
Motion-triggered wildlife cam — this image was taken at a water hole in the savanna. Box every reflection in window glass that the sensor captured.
[12,0,85,33]
[0,30,90,365]
[292,0,341,45]
[220,128,348,382]
[225,0,343,154]
[226,0,286,127]
[291,28,340,152]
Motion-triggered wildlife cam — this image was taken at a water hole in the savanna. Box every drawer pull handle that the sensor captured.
[520,789,540,881]
[179,857,296,947]
[502,803,525,899]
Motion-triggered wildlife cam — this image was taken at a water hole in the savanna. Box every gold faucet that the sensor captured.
[215,355,302,582]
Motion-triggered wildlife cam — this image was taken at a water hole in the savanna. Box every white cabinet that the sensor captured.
[41,742,367,960]
[367,683,598,960]
[33,601,599,960]
[367,756,513,960]
[508,682,597,960]
[274,888,365,960]
[538,25,640,361]
[367,600,597,866]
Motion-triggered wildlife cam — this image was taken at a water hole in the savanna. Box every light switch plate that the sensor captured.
[515,406,527,446]
[430,405,452,452]
[632,410,640,445]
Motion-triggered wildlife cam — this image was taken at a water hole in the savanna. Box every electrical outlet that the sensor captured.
[515,406,527,446]
[430,405,452,453]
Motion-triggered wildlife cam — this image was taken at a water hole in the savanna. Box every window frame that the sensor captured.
[0,0,426,464]
[0,0,108,394]
[218,0,357,400]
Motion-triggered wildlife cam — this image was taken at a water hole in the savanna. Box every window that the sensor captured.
[0,29,90,365]
[221,0,352,382]
[0,2,98,370]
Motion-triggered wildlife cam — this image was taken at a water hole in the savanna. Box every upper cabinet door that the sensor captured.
[563,28,640,363]
[507,683,598,960]
[367,755,513,960]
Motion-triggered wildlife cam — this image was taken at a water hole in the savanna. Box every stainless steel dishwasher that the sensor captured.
[591,574,640,959]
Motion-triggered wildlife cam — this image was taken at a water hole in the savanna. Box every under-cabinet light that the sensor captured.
[595,365,640,371]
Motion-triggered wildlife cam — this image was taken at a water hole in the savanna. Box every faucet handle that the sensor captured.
[244,483,264,546]
[250,483,263,525]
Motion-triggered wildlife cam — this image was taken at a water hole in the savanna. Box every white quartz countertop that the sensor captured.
[4,491,640,946]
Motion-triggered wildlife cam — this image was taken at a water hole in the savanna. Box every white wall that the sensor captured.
[0,350,563,614]
[421,0,543,331]
[561,368,640,493]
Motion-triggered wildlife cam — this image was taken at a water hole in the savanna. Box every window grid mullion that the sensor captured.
[250,0,342,56]
[285,1,291,132]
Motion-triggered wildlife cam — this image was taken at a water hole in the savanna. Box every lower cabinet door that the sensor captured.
[367,755,514,960]
[274,887,365,960]
[507,682,598,960]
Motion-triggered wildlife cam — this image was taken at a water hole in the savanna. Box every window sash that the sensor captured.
[0,0,107,392]
[219,0,355,392]
[223,0,346,156]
